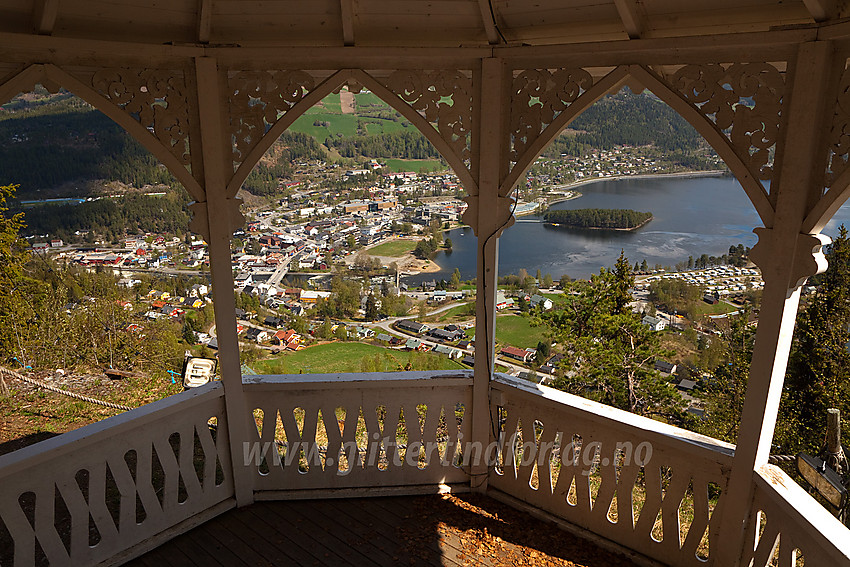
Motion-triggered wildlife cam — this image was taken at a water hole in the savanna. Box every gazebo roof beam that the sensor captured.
[803,0,837,22]
[341,0,355,46]
[198,0,212,44]
[32,0,59,36]
[614,0,644,39]
[477,0,502,45]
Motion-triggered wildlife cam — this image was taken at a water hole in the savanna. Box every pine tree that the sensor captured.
[450,268,461,290]
[0,184,43,367]
[781,226,850,453]
[545,252,681,419]
[696,311,754,442]
[364,294,378,321]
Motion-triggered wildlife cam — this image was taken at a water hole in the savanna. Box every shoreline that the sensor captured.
[382,170,729,276]
[512,169,727,218]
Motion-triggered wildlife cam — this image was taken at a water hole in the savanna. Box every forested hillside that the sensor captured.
[22,191,191,242]
[0,89,173,197]
[0,86,713,203]
[543,91,704,158]
[241,132,327,196]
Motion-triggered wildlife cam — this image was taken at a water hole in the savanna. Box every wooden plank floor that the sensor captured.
[126,493,641,567]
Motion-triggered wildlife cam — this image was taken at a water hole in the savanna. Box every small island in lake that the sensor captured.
[543,208,653,231]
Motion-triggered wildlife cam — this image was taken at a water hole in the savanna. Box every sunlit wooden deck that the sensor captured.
[126,494,642,567]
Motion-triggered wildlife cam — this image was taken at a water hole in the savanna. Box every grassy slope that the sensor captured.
[495,315,548,350]
[288,94,412,141]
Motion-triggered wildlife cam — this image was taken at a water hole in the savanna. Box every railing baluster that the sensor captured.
[0,384,233,567]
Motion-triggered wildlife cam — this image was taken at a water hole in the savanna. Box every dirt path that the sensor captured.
[339,90,355,114]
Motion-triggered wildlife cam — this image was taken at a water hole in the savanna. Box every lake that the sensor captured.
[405,174,850,283]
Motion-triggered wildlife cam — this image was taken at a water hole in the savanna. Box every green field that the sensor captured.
[693,300,739,316]
[252,342,465,374]
[354,92,386,107]
[383,158,444,173]
[367,240,416,257]
[437,302,476,322]
[495,315,548,349]
[287,93,410,141]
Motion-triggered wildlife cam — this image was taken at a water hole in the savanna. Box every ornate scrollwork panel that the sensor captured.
[510,68,594,165]
[227,70,316,170]
[382,70,473,168]
[671,63,784,181]
[91,68,191,167]
[824,63,850,190]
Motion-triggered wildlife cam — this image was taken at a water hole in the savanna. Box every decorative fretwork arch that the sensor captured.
[223,67,477,199]
[225,69,352,197]
[502,62,785,227]
[505,66,630,196]
[0,63,204,201]
[632,64,778,227]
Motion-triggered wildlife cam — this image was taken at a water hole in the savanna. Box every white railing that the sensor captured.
[0,382,233,567]
[242,371,473,496]
[489,374,735,566]
[741,464,850,566]
[3,370,848,567]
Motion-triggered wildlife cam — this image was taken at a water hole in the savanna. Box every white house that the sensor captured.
[642,315,668,331]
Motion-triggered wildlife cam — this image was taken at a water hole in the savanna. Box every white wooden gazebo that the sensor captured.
[1,1,850,565]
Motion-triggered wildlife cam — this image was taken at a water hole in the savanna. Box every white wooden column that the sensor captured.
[716,41,836,566]
[470,57,512,492]
[193,56,255,507]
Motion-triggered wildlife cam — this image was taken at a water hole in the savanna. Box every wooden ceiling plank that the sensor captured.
[477,0,501,45]
[198,0,212,43]
[340,0,355,46]
[802,0,836,22]
[613,0,644,39]
[32,0,60,36]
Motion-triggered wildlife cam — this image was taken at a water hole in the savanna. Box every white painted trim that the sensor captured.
[493,373,735,458]
[0,383,224,479]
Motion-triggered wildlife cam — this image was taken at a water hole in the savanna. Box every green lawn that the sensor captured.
[541,292,568,304]
[495,314,548,349]
[367,240,416,257]
[252,342,465,374]
[363,120,409,135]
[318,95,342,113]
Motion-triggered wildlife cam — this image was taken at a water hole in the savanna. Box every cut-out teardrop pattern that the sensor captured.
[0,388,231,566]
[244,376,472,491]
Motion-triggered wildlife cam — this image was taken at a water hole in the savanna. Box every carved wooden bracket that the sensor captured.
[509,68,594,167]
[670,63,785,182]
[825,62,850,189]
[382,70,473,168]
[227,70,316,172]
[91,68,192,168]
[461,194,515,239]
[749,228,829,293]
[188,198,245,241]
